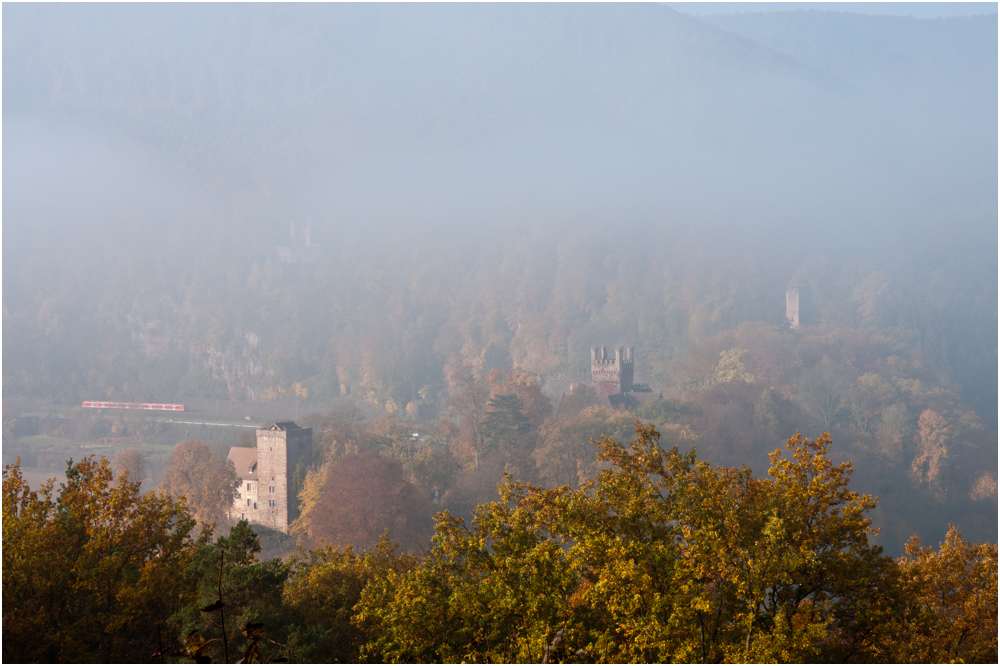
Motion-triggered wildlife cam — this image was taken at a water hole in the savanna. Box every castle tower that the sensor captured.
[251,421,312,532]
[786,285,813,328]
[591,345,634,396]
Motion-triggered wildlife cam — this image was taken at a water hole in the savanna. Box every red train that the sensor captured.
[82,401,185,412]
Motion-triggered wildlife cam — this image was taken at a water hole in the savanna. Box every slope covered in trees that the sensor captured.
[4,5,995,426]
[4,427,996,663]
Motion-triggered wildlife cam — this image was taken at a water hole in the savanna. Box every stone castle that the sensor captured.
[275,218,322,264]
[591,345,635,396]
[591,345,658,409]
[227,421,312,532]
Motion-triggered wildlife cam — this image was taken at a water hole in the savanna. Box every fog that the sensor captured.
[3,4,996,553]
[6,5,995,247]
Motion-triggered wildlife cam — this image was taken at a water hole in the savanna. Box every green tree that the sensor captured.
[174,520,290,664]
[797,358,855,432]
[480,393,531,462]
[486,368,553,429]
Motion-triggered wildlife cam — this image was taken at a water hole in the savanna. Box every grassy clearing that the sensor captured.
[19,435,78,448]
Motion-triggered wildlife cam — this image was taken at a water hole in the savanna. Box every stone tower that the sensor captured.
[591,345,634,396]
[229,421,311,532]
[786,285,813,328]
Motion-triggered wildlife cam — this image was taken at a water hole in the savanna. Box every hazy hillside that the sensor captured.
[3,4,996,552]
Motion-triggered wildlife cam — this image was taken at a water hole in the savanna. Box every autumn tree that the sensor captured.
[293,451,431,552]
[283,535,418,663]
[887,524,998,663]
[533,404,633,487]
[111,448,147,485]
[446,364,491,469]
[158,439,240,526]
[486,368,552,429]
[357,426,900,663]
[356,485,580,663]
[716,347,756,384]
[315,400,373,463]
[910,408,951,498]
[554,382,599,419]
[3,456,203,663]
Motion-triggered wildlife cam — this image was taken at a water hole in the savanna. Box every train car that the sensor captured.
[83,401,185,412]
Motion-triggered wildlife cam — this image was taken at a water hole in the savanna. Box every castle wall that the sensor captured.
[232,479,261,523]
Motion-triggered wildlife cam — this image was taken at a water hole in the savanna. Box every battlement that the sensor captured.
[591,345,634,364]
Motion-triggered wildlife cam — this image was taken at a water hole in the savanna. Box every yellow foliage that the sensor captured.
[910,408,950,496]
[3,456,203,662]
[357,427,900,663]
[289,460,331,540]
[969,472,998,502]
[716,347,755,383]
[891,525,999,663]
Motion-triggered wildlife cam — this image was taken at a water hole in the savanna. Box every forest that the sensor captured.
[3,4,997,663]
[4,426,997,663]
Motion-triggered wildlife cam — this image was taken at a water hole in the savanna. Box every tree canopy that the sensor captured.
[3,428,997,663]
[3,456,203,663]
[292,451,431,552]
[158,439,240,526]
[357,426,904,663]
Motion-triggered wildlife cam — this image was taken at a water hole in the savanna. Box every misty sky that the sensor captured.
[671,2,997,18]
[4,3,995,257]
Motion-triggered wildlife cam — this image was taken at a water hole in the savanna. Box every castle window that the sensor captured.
[269,486,275,494]
[241,513,245,520]
[269,500,276,507]
[253,502,257,509]
[247,483,251,491]
[247,498,251,507]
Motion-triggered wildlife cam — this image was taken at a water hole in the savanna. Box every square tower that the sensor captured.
[591,345,634,396]
[786,285,813,328]
[255,421,312,532]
